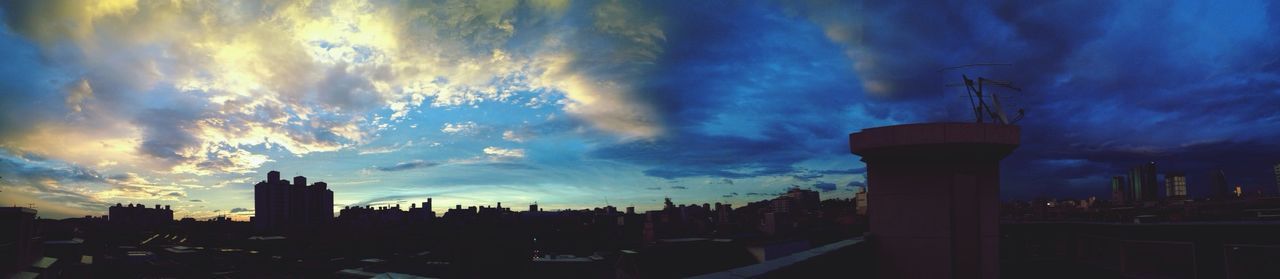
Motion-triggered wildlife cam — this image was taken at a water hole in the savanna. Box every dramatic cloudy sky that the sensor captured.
[1,0,1278,219]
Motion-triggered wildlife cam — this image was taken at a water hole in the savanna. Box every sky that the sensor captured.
[1,0,1278,220]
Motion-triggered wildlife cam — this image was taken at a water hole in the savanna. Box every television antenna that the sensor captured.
[940,63,1025,125]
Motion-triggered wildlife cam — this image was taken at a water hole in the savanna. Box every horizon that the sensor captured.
[3,1,1280,221]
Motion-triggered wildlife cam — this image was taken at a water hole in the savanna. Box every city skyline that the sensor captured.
[3,1,1280,220]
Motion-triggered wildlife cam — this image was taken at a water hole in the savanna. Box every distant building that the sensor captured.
[253,171,334,232]
[108,203,173,228]
[408,198,436,220]
[784,188,820,213]
[529,202,538,212]
[1273,163,1279,195]
[1211,169,1231,199]
[1165,172,1187,199]
[771,197,794,214]
[1110,176,1128,204]
[1129,162,1158,202]
[854,188,868,215]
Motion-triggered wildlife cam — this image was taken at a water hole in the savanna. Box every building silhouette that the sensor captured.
[1110,176,1128,204]
[253,171,333,232]
[1211,169,1231,199]
[784,188,820,213]
[849,123,1019,279]
[1273,163,1279,195]
[108,203,173,228]
[1164,172,1187,199]
[1129,162,1158,202]
[0,207,38,276]
[853,188,868,215]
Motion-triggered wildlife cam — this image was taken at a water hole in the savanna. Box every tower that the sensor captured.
[1273,163,1279,196]
[1129,162,1158,202]
[1164,172,1187,199]
[850,123,1019,279]
[1110,176,1128,204]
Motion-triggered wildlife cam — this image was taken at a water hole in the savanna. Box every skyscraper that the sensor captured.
[1211,169,1230,199]
[1164,172,1187,199]
[1110,176,1128,204]
[254,171,334,232]
[1129,162,1158,202]
[1273,163,1279,196]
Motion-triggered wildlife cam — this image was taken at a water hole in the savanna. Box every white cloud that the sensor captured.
[483,146,525,159]
[441,121,480,135]
[0,0,673,182]
[502,130,527,142]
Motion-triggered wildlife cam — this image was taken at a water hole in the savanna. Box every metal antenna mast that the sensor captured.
[941,64,1025,125]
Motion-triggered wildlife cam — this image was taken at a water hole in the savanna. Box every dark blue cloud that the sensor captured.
[590,2,875,182]
[778,0,1280,200]
[812,181,837,192]
[375,160,439,172]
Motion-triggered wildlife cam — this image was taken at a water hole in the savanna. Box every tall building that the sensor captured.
[253,171,334,232]
[1128,162,1158,202]
[1211,169,1231,199]
[1110,176,1128,204]
[1273,163,1279,196]
[1164,172,1187,199]
[0,207,38,276]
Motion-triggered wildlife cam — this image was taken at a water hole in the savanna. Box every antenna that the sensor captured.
[941,64,1026,125]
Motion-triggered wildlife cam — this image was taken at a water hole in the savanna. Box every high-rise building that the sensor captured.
[1129,162,1158,202]
[528,202,538,212]
[1211,169,1231,199]
[1110,176,1128,204]
[0,207,38,276]
[1273,163,1279,196]
[254,171,334,232]
[1164,172,1187,199]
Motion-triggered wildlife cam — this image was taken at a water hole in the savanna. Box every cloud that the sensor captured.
[64,79,93,113]
[845,181,866,188]
[229,207,252,213]
[775,0,1280,199]
[813,181,837,192]
[792,173,823,181]
[670,186,687,190]
[816,168,866,175]
[358,140,417,155]
[189,199,204,203]
[441,121,480,135]
[645,187,662,190]
[375,160,439,172]
[0,0,682,182]
[502,130,528,143]
[483,146,525,159]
